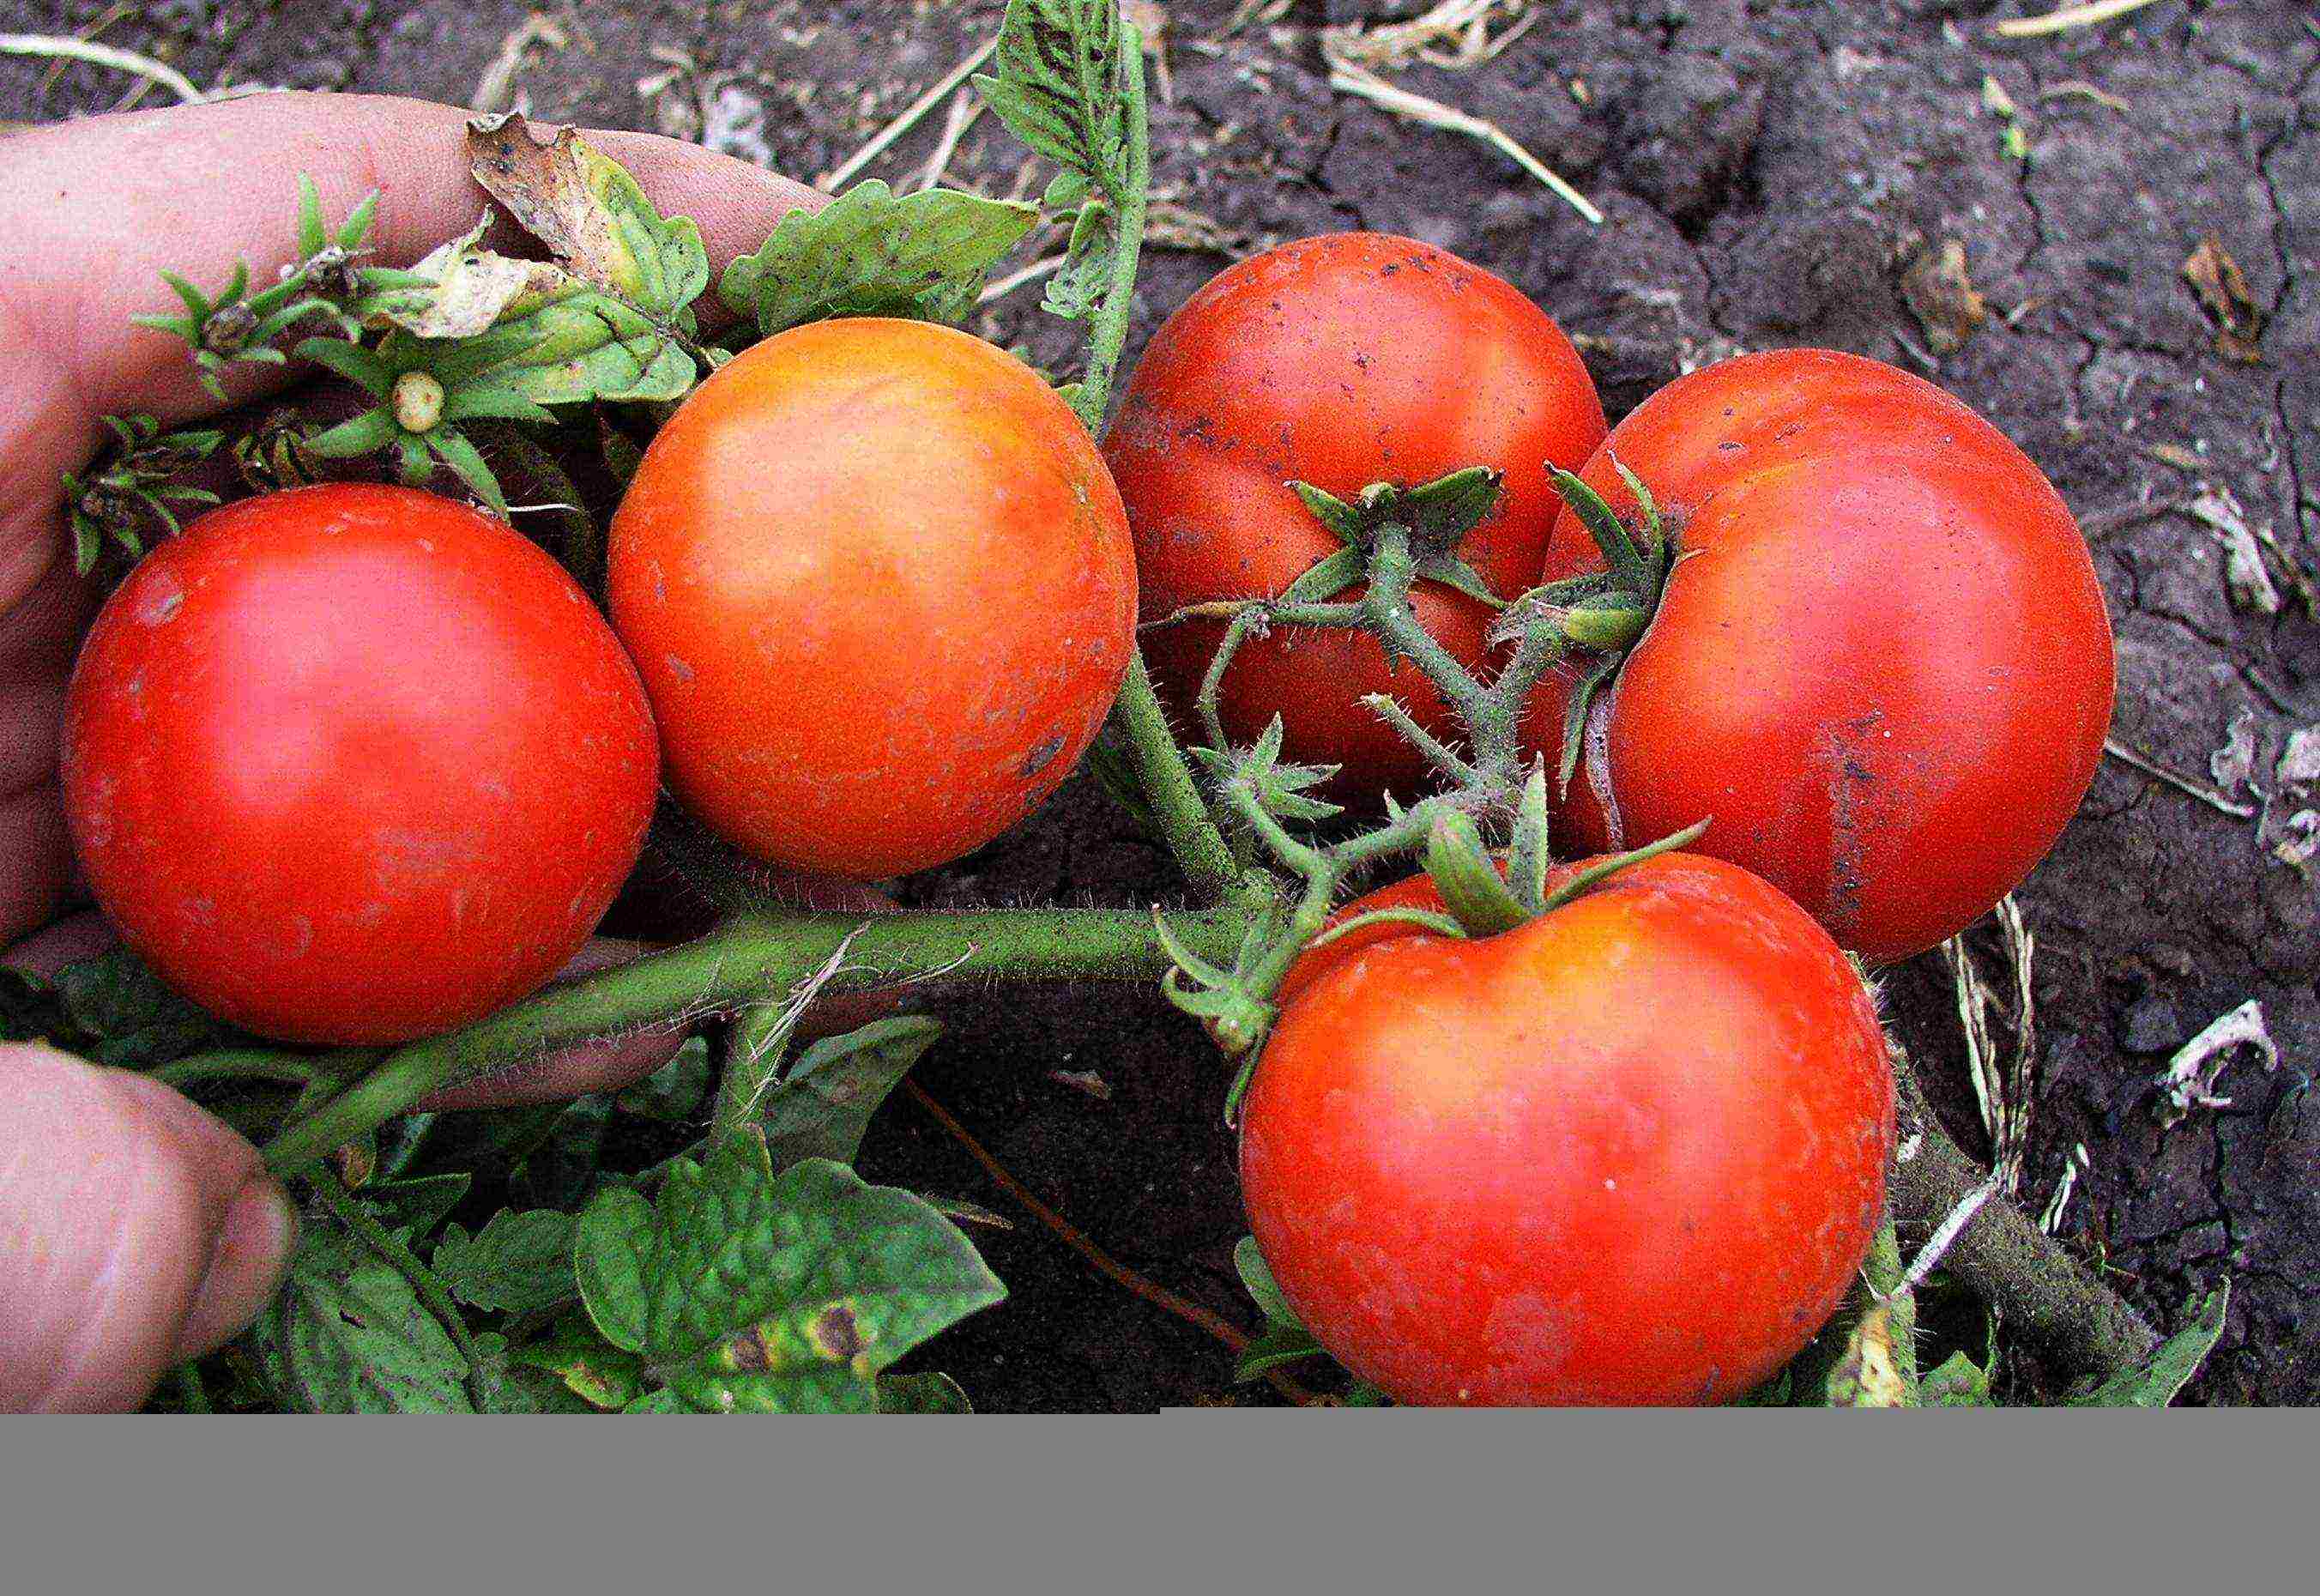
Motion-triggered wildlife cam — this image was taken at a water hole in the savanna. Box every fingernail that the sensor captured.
[175,1176,299,1363]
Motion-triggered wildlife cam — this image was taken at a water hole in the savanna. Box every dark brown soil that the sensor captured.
[4,0,2314,1407]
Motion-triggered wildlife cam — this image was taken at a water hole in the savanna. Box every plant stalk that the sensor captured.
[263,904,1260,1175]
[1888,1045,2160,1387]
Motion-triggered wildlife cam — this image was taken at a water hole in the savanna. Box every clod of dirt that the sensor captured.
[1900,239,1988,355]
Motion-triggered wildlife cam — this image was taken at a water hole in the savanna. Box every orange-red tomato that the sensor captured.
[60,485,658,1045]
[608,318,1135,878]
[1242,852,1894,1406]
[1527,349,2114,962]
[1106,233,1606,803]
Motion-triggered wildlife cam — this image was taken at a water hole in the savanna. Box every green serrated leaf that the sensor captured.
[510,1093,611,1211]
[719,180,1036,337]
[471,1333,596,1413]
[18,948,242,1069]
[273,1224,474,1412]
[1919,1350,1996,1407]
[1041,199,1119,323]
[617,1036,713,1121]
[574,1187,656,1356]
[468,114,710,323]
[574,1136,1004,1413]
[878,1370,974,1413]
[976,0,1128,181]
[762,1016,944,1171]
[511,1314,649,1411]
[302,406,399,461]
[361,1173,472,1241]
[433,1209,580,1314]
[2070,1285,2231,1407]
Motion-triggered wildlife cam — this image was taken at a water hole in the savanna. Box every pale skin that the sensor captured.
[0,93,827,1411]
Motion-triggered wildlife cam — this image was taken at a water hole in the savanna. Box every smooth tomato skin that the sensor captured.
[1243,852,1894,1406]
[60,484,659,1045]
[608,318,1136,878]
[1526,349,2114,962]
[1106,233,1606,801]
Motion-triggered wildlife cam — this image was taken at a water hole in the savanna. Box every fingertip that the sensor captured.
[173,1176,299,1364]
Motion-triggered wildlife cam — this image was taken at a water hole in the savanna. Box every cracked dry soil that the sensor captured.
[3,0,2314,1408]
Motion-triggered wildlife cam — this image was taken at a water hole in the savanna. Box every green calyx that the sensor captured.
[1491,457,1677,797]
[1420,778,1713,940]
[1287,466,1509,609]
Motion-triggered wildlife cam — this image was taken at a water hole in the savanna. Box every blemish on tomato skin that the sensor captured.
[134,572,184,626]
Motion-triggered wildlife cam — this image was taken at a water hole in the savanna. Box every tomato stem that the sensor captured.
[1069,17,1151,435]
[1887,1044,2160,1387]
[261,904,1264,1176]
[1109,652,1254,905]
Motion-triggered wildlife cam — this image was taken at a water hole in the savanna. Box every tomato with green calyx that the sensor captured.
[60,484,659,1046]
[1524,349,2113,963]
[608,317,1136,879]
[1106,233,1606,804]
[1241,850,1893,1406]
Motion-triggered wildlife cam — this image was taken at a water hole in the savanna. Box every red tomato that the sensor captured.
[1106,233,1606,802]
[60,484,658,1045]
[608,318,1135,878]
[1242,852,1894,1406]
[1526,349,2113,962]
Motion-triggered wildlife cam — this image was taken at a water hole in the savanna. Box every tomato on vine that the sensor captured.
[608,317,1137,880]
[1105,233,1607,804]
[61,484,660,1045]
[1241,849,1894,1406]
[1525,349,2114,962]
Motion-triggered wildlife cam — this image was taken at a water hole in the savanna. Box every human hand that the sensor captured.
[0,92,825,1410]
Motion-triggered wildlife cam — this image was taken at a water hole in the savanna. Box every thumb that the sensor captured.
[0,1043,298,1412]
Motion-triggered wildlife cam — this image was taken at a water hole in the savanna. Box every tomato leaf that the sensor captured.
[571,1134,1003,1412]
[760,1015,945,1172]
[1,948,242,1070]
[467,114,710,323]
[717,179,1036,338]
[509,1314,649,1411]
[470,1333,597,1413]
[1919,1350,1997,1407]
[432,1208,580,1314]
[975,0,1129,185]
[616,1035,713,1121]
[572,1186,656,1356]
[359,1173,473,1242]
[268,1223,474,1413]
[1040,197,1119,323]
[510,1093,612,1211]
[2069,1285,2231,1407]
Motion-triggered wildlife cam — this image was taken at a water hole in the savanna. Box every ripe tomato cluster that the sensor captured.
[1111,235,2110,1406]
[63,318,1134,1043]
[59,229,2111,1406]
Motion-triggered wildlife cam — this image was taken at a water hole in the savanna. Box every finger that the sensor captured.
[0,1042,297,1412]
[0,525,94,946]
[0,90,824,427]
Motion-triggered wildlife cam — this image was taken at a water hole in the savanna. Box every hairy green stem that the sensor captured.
[1070,20,1151,434]
[710,972,815,1149]
[263,904,1260,1175]
[1110,654,1248,904]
